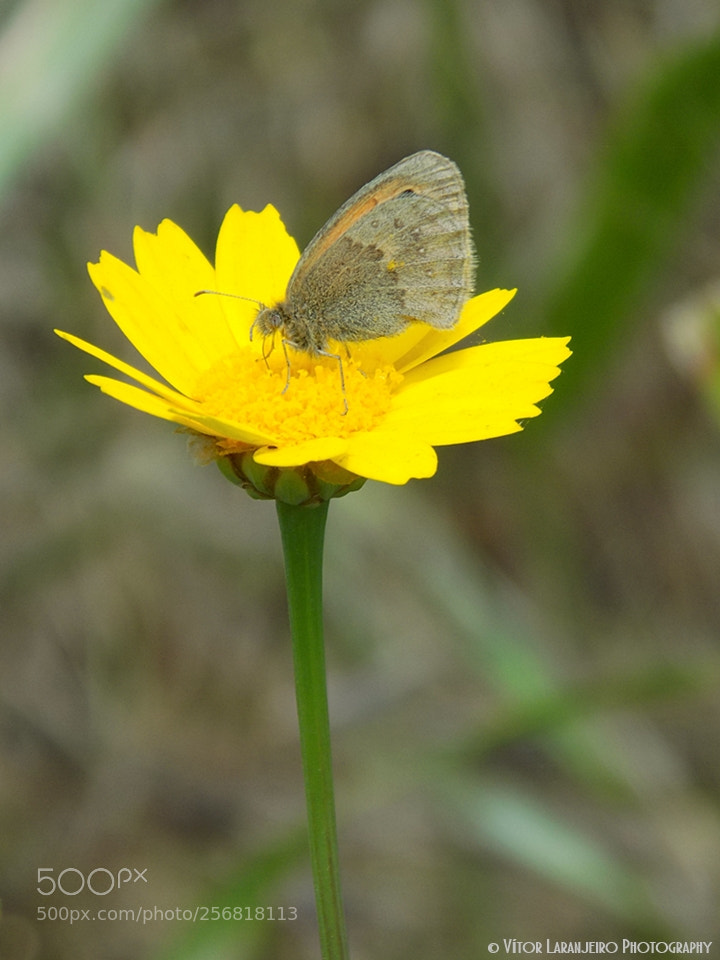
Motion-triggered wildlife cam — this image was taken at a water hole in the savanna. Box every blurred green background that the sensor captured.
[2,1,720,958]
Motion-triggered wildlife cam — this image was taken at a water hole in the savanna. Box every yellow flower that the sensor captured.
[56,205,571,502]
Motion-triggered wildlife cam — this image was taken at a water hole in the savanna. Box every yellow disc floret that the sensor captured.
[193,345,403,453]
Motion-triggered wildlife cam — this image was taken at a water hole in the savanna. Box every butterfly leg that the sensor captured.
[280,341,348,415]
[254,332,277,373]
[318,348,349,416]
[280,339,294,394]
[344,344,367,379]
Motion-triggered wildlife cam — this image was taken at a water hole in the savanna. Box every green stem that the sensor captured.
[275,499,349,960]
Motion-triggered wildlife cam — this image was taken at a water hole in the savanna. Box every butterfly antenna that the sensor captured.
[194,289,264,307]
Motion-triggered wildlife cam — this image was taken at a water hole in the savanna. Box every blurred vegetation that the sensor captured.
[2,1,720,958]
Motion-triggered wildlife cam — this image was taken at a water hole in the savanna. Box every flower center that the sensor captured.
[193,345,402,446]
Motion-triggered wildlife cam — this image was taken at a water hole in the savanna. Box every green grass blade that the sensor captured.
[540,31,720,407]
[0,0,163,199]
[152,830,306,960]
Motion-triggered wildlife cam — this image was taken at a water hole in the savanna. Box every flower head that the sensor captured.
[56,204,570,503]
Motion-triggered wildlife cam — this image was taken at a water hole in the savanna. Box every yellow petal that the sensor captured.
[254,437,349,467]
[403,334,571,384]
[336,431,438,484]
[58,329,281,445]
[386,337,572,444]
[132,220,238,359]
[55,329,191,405]
[87,252,206,395]
[214,204,300,346]
[85,375,209,430]
[173,409,279,446]
[372,288,517,371]
[85,375,278,446]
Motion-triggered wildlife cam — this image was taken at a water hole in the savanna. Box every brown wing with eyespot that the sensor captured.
[285,151,475,343]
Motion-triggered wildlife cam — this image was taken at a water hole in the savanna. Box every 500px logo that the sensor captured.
[37,867,148,896]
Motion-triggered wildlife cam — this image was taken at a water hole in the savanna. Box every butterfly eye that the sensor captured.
[251,307,284,342]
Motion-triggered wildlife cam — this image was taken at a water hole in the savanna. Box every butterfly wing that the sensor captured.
[285,151,475,345]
